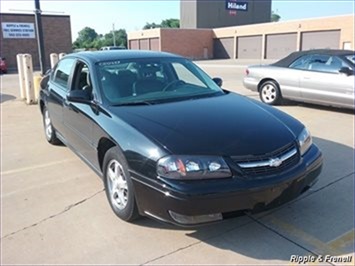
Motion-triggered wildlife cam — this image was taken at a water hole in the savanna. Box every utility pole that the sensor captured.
[112,23,116,46]
[34,0,46,75]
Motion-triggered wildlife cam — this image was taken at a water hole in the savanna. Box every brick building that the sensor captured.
[128,14,354,60]
[0,13,72,70]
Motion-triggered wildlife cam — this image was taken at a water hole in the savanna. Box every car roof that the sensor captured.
[272,49,355,67]
[71,50,182,63]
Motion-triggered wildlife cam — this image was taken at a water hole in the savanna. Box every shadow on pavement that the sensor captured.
[133,137,354,262]
[0,93,16,103]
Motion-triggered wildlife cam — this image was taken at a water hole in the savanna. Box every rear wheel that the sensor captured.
[43,106,61,145]
[103,146,140,222]
[259,80,282,105]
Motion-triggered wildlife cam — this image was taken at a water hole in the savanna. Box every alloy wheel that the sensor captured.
[107,159,128,210]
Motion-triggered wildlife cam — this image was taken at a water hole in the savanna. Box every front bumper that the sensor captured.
[131,144,323,226]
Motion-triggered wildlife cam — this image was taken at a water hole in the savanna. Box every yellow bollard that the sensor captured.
[33,75,42,103]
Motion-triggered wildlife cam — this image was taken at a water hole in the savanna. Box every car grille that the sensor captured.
[231,142,300,178]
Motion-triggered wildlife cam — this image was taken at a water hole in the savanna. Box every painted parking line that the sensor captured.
[1,159,78,176]
[328,229,354,251]
[265,216,344,255]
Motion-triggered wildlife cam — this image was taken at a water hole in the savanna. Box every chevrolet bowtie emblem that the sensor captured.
[269,158,283,167]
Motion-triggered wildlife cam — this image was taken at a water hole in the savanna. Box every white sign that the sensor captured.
[2,22,36,39]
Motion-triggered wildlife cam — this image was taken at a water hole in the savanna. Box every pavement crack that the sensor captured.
[1,189,104,240]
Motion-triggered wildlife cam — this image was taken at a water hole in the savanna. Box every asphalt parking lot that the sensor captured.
[1,60,354,265]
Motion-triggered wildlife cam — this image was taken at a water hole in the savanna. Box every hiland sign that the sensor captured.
[225,1,248,11]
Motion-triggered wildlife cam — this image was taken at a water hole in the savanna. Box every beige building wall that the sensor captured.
[213,14,354,59]
[127,15,354,60]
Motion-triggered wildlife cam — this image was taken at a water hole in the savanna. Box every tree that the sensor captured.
[77,27,98,44]
[271,10,281,22]
[161,18,180,28]
[72,27,127,50]
[143,19,180,30]
[143,22,160,30]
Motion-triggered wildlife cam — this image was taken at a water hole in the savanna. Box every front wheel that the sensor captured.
[43,106,61,145]
[103,146,140,222]
[259,81,282,105]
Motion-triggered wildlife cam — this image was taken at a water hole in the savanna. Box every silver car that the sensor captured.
[243,49,355,109]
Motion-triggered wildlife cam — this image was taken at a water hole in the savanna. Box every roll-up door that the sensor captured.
[301,30,340,50]
[149,38,160,51]
[266,33,297,59]
[139,39,149,50]
[213,37,234,59]
[237,35,262,59]
[129,40,139,50]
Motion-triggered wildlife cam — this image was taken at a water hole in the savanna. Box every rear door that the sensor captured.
[46,57,76,137]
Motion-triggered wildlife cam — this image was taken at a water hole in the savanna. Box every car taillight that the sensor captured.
[245,69,249,76]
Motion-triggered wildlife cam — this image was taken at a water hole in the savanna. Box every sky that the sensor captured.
[1,0,354,41]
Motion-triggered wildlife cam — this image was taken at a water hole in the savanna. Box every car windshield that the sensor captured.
[97,58,224,105]
[345,54,355,66]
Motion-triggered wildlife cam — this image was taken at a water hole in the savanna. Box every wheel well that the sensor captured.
[257,78,279,92]
[97,138,116,171]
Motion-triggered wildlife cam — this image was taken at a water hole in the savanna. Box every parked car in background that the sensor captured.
[100,46,126,51]
[39,50,322,226]
[0,57,8,74]
[244,49,355,109]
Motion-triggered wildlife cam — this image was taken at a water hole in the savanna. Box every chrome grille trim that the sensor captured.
[238,148,298,169]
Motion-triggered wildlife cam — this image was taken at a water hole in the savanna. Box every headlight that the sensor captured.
[298,128,312,156]
[157,155,232,180]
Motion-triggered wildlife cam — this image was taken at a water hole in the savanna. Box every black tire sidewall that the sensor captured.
[103,146,138,221]
[259,81,282,105]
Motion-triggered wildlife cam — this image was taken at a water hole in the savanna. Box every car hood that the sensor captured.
[110,93,303,156]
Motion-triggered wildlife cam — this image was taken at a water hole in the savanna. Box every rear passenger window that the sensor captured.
[52,58,76,89]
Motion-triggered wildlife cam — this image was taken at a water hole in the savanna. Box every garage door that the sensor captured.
[266,33,297,59]
[301,30,340,50]
[213,38,234,59]
[149,38,160,51]
[237,35,262,59]
[129,40,139,50]
[139,39,149,50]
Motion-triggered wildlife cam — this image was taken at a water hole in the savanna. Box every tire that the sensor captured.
[259,80,282,105]
[43,106,61,145]
[103,146,139,222]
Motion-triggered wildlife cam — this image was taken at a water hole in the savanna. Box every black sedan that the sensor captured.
[39,50,323,226]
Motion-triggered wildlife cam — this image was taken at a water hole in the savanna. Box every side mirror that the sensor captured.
[339,67,353,76]
[212,77,223,87]
[67,90,91,103]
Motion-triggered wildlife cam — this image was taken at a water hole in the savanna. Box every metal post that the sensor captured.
[112,23,116,46]
[34,0,46,75]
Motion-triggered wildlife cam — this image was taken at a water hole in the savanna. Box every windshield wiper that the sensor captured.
[111,101,154,106]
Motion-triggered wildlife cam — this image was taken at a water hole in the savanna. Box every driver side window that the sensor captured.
[72,62,93,98]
